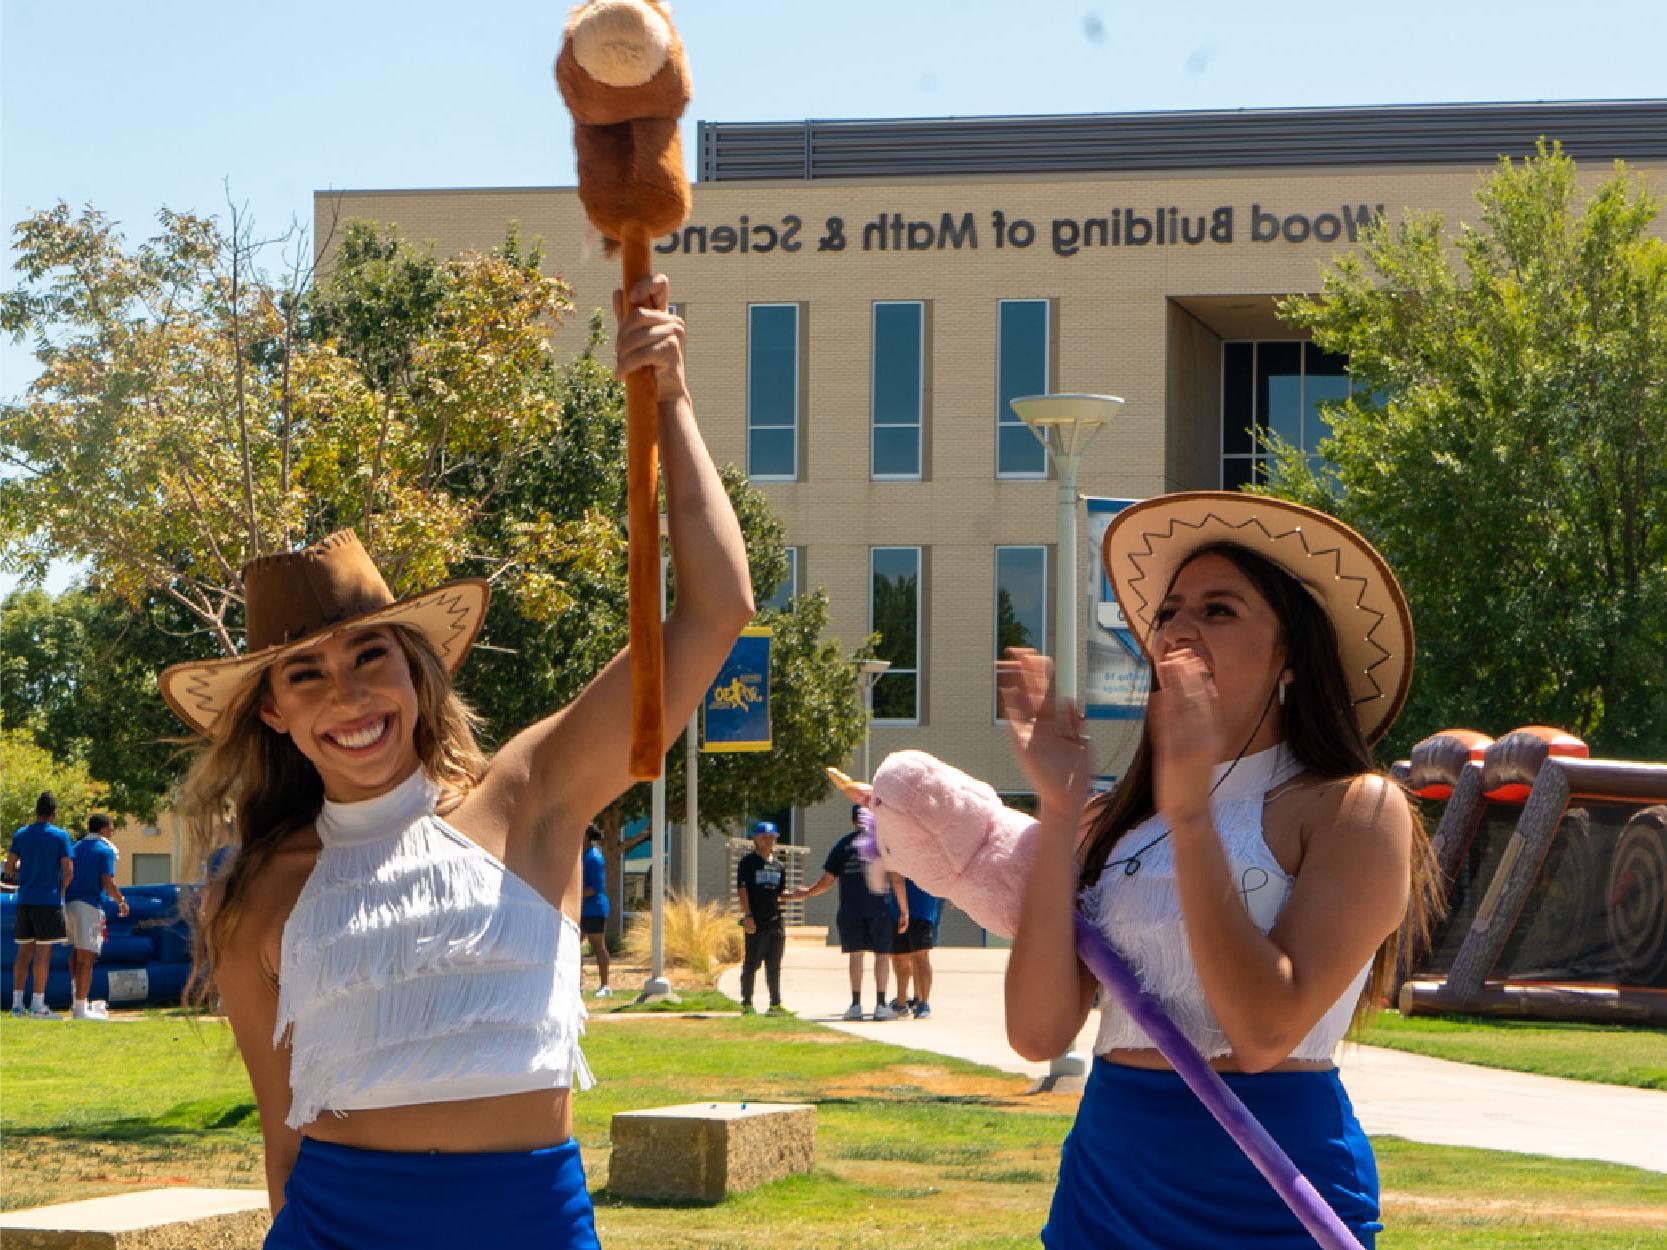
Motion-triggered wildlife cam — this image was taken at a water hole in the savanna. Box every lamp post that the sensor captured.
[856,658,892,781]
[639,515,675,1004]
[1009,393,1124,1090]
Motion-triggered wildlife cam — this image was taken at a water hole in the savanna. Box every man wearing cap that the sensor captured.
[65,814,129,1020]
[735,821,790,1016]
[787,805,907,1020]
[7,792,74,1018]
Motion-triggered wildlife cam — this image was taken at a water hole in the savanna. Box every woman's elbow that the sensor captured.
[1227,1026,1299,1074]
[1007,1017,1076,1063]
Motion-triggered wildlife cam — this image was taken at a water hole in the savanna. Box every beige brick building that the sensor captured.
[318,102,1667,944]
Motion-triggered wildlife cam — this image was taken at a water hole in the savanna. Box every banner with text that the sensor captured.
[1085,497,1151,721]
[702,627,772,752]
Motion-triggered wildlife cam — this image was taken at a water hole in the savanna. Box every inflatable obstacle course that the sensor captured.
[2,884,194,1010]
[1397,726,1667,1024]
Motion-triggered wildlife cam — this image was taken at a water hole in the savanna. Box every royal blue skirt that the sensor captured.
[1043,1061,1381,1249]
[266,1136,599,1249]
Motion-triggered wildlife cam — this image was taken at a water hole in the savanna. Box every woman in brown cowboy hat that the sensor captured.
[166,274,752,1249]
[999,491,1440,1249]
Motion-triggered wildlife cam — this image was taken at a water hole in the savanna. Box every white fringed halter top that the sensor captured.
[1080,743,1369,1063]
[276,769,592,1130]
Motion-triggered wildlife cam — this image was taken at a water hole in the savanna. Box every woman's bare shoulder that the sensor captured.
[214,827,321,976]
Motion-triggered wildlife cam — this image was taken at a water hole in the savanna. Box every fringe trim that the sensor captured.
[286,1020,592,1130]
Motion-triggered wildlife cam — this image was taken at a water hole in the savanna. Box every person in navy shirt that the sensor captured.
[579,825,611,999]
[888,877,942,1019]
[788,805,909,1020]
[65,814,129,1020]
[6,792,74,1017]
[735,821,790,1015]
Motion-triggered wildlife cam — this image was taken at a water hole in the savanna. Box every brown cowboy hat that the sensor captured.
[1101,491,1413,745]
[159,530,489,736]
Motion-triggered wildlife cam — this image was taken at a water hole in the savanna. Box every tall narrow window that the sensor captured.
[763,547,799,613]
[994,545,1048,716]
[870,546,922,724]
[872,301,924,479]
[997,299,1050,477]
[748,303,798,480]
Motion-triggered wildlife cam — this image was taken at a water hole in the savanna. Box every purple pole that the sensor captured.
[1073,912,1365,1250]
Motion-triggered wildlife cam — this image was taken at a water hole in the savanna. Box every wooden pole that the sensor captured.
[621,221,665,780]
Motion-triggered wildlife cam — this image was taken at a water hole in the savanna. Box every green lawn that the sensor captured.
[4,1014,1664,1248]
[1361,1010,1667,1090]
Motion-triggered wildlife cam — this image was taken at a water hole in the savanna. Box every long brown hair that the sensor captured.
[1078,542,1441,1028]
[180,624,488,1007]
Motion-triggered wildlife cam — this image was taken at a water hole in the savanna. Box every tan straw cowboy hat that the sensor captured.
[160,530,489,736]
[1101,491,1413,744]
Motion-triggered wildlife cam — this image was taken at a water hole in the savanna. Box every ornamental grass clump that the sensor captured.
[622,892,742,977]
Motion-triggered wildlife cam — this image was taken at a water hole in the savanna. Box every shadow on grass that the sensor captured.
[8,1095,259,1144]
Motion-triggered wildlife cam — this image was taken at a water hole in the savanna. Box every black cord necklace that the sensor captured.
[1106,680,1283,877]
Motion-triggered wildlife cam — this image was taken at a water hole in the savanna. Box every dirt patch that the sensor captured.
[1383,1191,1667,1227]
[817,1064,1078,1114]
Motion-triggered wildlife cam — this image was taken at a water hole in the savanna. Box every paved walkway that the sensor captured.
[719,940,1667,1174]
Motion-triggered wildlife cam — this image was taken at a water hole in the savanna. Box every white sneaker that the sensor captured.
[9,1004,24,1017]
[872,1003,899,1021]
[28,1003,57,1019]
[594,986,613,999]
[841,1003,865,1021]
[85,1001,110,1018]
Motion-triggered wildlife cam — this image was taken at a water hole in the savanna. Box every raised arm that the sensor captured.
[999,650,1099,1061]
[483,274,753,836]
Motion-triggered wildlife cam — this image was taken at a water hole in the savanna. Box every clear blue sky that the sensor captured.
[3,0,1664,591]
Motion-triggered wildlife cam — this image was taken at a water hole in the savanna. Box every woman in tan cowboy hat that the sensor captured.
[999,491,1439,1249]
[167,274,752,1249]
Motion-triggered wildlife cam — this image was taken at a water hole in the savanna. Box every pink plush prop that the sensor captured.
[862,749,1364,1250]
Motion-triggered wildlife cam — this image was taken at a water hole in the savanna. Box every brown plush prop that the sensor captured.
[555,0,692,780]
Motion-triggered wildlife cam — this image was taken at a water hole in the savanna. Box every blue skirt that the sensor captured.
[1043,1061,1381,1249]
[266,1136,599,1249]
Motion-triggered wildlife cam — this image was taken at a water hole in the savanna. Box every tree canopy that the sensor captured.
[1267,143,1667,760]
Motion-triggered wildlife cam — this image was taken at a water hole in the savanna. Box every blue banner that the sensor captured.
[702,627,772,752]
[1084,497,1152,721]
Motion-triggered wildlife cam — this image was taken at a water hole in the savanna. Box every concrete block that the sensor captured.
[0,1188,269,1249]
[609,1101,815,1203]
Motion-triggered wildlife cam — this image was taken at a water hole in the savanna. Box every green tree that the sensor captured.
[0,727,107,837]
[0,204,607,655]
[1268,143,1667,759]
[2,587,215,820]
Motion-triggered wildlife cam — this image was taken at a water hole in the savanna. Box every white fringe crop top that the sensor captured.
[1079,743,1368,1064]
[276,769,592,1130]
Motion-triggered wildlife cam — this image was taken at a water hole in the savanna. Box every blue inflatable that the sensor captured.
[2,885,195,1011]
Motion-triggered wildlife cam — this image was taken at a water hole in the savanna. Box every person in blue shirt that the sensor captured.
[6,792,75,1018]
[580,825,611,999]
[887,877,942,1019]
[787,805,909,1020]
[65,814,129,1020]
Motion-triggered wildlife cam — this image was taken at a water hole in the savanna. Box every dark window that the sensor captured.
[870,546,921,723]
[997,300,1050,476]
[1222,340,1352,487]
[872,302,924,478]
[763,548,798,613]
[748,304,798,480]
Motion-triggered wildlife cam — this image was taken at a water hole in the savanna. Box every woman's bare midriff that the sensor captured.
[1103,1048,1333,1074]
[303,1088,573,1153]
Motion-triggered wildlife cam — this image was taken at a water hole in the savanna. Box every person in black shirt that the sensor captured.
[735,821,789,1015]
[787,805,909,1020]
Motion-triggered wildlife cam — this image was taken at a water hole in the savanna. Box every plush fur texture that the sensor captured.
[869,750,1038,939]
[554,0,692,246]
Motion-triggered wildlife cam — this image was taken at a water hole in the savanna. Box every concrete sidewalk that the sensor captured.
[718,940,1667,1174]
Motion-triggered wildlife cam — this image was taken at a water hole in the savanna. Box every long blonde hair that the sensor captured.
[181,624,488,1007]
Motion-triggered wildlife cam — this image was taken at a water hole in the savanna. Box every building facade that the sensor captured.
[317,101,1667,944]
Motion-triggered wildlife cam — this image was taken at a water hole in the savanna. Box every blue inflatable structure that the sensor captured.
[1,884,195,1010]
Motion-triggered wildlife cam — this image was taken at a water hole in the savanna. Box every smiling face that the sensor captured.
[257,625,422,802]
[1152,551,1291,759]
